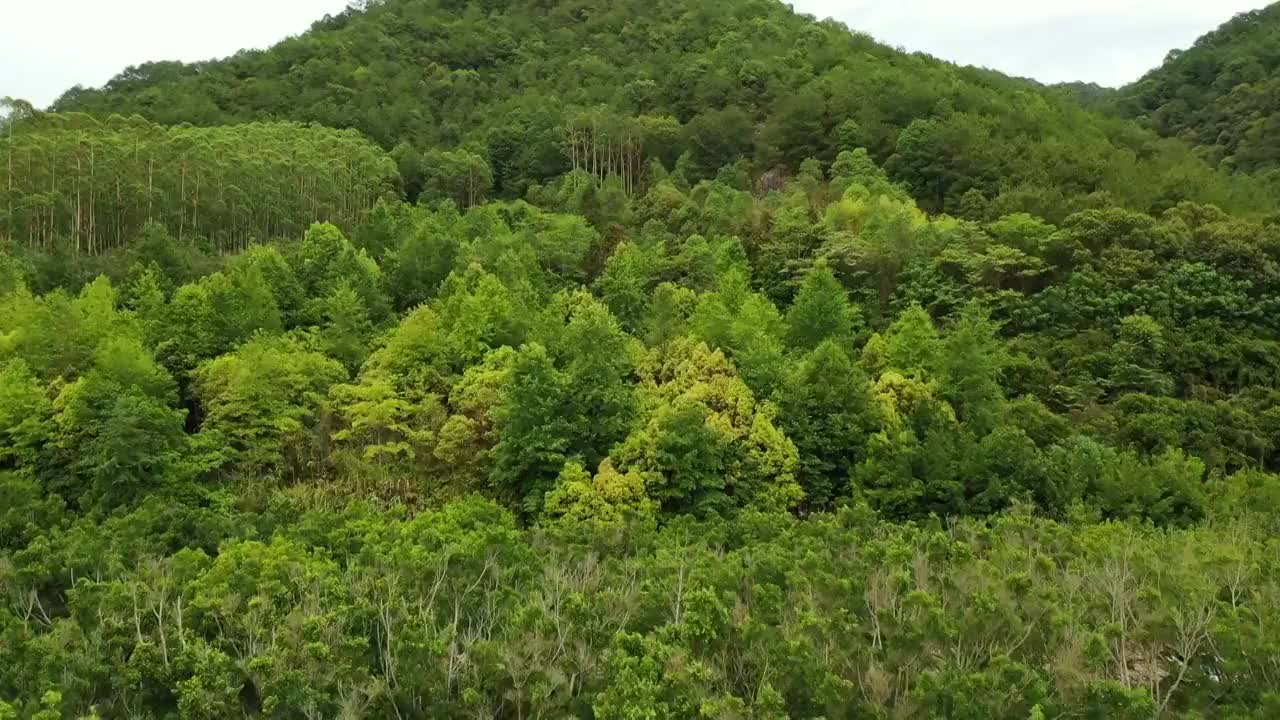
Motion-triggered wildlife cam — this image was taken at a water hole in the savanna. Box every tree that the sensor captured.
[436,265,533,371]
[0,276,140,382]
[887,116,999,214]
[491,343,573,515]
[125,221,195,286]
[331,374,431,467]
[527,211,598,283]
[884,304,943,378]
[830,148,910,202]
[963,426,1047,515]
[644,282,697,350]
[194,336,346,477]
[0,116,397,252]
[361,305,452,402]
[423,148,493,207]
[1,98,35,242]
[433,346,517,497]
[156,266,283,385]
[779,341,877,509]
[821,196,927,316]
[385,209,460,310]
[614,340,801,516]
[296,222,391,325]
[690,270,789,398]
[938,303,1008,436]
[1105,313,1174,397]
[681,107,754,180]
[317,280,373,372]
[53,337,188,508]
[785,261,861,352]
[229,245,304,327]
[594,241,662,332]
[544,459,655,526]
[0,360,54,472]
[854,370,962,518]
[554,296,637,469]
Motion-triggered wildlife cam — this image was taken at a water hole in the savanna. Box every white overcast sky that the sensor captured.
[0,0,1270,109]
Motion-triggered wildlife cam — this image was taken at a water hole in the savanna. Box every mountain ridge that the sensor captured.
[1109,3,1280,173]
[48,0,1272,219]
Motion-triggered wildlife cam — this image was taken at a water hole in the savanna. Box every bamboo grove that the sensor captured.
[0,112,399,254]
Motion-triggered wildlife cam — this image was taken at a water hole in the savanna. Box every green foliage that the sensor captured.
[0,276,139,381]
[543,459,655,526]
[383,205,461,310]
[690,270,789,398]
[938,302,1008,435]
[295,222,391,325]
[884,303,943,378]
[1115,5,1280,173]
[5,5,1280,717]
[778,341,876,508]
[492,342,573,514]
[195,336,346,477]
[0,115,397,253]
[616,340,802,515]
[154,264,286,385]
[316,280,374,372]
[54,337,189,509]
[488,296,636,516]
[594,240,663,332]
[43,0,1276,220]
[3,497,1276,718]
[421,147,494,207]
[0,360,54,471]
[784,261,861,352]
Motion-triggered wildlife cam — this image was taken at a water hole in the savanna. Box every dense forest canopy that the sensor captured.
[50,0,1275,220]
[3,0,1280,718]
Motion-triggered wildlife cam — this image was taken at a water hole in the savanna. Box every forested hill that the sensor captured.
[51,0,1268,219]
[1114,3,1280,174]
[8,0,1280,717]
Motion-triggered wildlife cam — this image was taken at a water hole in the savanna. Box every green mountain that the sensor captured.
[52,0,1267,218]
[1115,3,1280,173]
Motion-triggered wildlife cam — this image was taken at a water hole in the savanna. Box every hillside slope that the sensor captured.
[51,0,1267,219]
[1115,3,1280,173]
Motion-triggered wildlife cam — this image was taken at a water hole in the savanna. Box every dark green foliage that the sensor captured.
[492,343,574,514]
[53,337,189,509]
[778,340,876,508]
[784,262,860,352]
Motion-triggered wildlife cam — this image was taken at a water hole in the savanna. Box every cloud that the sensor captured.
[0,0,350,108]
[791,0,1271,86]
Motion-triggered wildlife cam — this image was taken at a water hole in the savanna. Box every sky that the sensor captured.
[0,0,1271,109]
[795,0,1272,86]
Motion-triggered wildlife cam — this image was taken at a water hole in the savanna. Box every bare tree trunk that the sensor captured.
[4,112,11,239]
[74,150,82,250]
[88,142,95,255]
[179,161,186,241]
[193,170,201,236]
